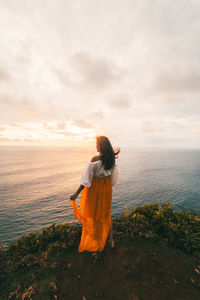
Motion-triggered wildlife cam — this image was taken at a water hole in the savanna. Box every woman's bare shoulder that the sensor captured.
[90,155,101,162]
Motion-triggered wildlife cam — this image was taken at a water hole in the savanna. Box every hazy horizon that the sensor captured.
[0,144,200,151]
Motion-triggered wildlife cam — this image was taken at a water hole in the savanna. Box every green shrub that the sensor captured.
[121,202,200,256]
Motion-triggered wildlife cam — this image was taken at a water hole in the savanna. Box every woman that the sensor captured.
[70,136,120,253]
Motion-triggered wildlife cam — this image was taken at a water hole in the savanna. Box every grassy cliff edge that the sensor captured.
[1,202,200,299]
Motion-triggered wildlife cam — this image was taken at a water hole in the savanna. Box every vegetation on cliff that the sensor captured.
[0,202,200,299]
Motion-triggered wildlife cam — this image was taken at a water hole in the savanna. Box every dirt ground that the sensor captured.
[1,233,200,300]
[53,237,200,300]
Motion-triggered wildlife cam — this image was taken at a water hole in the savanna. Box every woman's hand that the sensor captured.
[69,185,85,201]
[70,192,78,201]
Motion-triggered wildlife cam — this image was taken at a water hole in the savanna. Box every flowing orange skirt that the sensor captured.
[70,176,112,252]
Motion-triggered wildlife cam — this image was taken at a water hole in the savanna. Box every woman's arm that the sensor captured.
[70,161,95,201]
[70,184,85,201]
[110,165,119,186]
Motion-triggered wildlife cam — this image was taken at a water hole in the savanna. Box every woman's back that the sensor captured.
[81,159,119,187]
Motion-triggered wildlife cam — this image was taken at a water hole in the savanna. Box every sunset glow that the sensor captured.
[0,122,96,146]
[0,1,200,148]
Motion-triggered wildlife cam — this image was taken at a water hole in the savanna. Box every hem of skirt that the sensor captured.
[78,247,104,253]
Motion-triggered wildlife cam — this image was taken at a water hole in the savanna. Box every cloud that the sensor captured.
[42,120,94,135]
[140,120,166,133]
[89,111,104,118]
[0,91,66,124]
[0,122,95,145]
[62,131,81,137]
[55,121,66,130]
[43,122,67,131]
[72,119,94,129]
[149,63,200,97]
[108,94,132,109]
[53,51,124,92]
[0,137,21,142]
[0,68,11,82]
[0,93,39,122]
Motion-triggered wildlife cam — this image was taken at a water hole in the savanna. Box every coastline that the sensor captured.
[1,202,200,299]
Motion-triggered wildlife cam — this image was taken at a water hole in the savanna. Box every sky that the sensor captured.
[0,0,200,149]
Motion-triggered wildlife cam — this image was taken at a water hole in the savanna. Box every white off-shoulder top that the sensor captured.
[81,160,119,188]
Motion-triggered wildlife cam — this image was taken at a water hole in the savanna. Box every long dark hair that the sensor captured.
[96,136,120,170]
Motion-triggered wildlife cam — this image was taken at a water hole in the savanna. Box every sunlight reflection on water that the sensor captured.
[0,145,200,245]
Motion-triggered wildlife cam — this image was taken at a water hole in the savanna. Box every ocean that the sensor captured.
[0,145,200,246]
